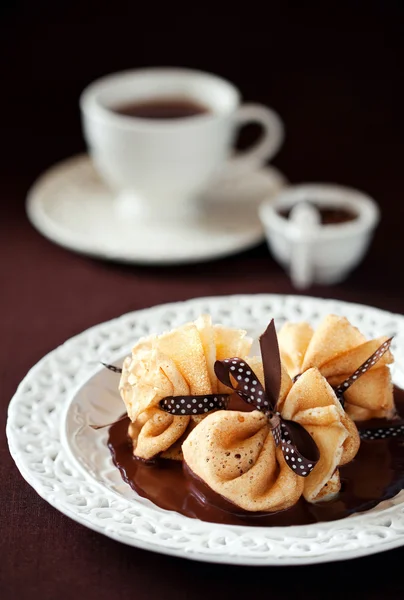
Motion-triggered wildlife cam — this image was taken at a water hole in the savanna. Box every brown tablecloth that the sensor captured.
[1,3,404,599]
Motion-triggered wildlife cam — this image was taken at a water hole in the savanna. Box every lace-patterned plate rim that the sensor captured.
[6,294,404,566]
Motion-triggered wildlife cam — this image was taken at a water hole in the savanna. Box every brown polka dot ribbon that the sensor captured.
[158,321,319,477]
[213,355,319,477]
[159,394,230,415]
[334,337,393,406]
[214,358,271,412]
[279,421,317,476]
[101,362,123,374]
[289,337,401,443]
[360,423,404,441]
[158,358,319,477]
[291,338,394,407]
[100,335,400,450]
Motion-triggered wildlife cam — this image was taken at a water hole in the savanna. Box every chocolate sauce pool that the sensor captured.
[108,388,404,526]
[279,206,357,225]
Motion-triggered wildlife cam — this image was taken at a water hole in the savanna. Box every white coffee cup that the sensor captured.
[259,184,380,288]
[80,68,284,220]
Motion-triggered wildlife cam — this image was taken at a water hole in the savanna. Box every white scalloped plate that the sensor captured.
[7,294,404,565]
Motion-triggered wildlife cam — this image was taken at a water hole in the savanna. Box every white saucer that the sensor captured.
[26,155,287,265]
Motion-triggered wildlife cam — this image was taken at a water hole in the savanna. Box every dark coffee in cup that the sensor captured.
[113,97,210,120]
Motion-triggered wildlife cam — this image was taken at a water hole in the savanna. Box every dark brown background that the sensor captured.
[1,2,404,598]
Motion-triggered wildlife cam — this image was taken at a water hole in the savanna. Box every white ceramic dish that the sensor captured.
[7,294,404,565]
[259,184,380,288]
[26,155,286,265]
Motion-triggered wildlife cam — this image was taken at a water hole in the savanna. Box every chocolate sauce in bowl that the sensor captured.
[279,206,357,225]
[108,388,404,526]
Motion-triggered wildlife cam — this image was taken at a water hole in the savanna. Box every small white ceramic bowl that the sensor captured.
[259,184,380,289]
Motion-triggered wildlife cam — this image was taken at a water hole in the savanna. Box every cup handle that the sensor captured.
[226,104,284,173]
